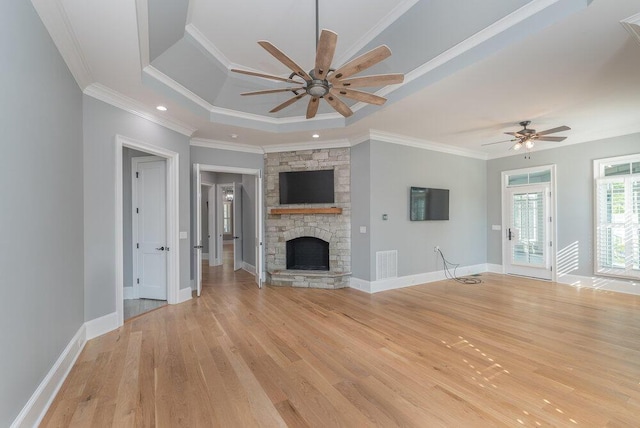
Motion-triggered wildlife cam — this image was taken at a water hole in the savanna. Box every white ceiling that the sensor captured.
[32,0,640,157]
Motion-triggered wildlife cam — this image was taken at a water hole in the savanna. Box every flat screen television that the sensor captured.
[279,170,334,204]
[410,187,449,221]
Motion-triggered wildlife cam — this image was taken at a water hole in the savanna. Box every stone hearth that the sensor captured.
[265,148,351,289]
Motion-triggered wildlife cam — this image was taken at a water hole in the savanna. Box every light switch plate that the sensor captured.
[360,226,367,233]
[492,225,502,231]
[179,231,188,239]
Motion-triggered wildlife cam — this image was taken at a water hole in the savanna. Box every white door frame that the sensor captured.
[131,155,164,299]
[200,177,216,266]
[501,164,557,282]
[233,181,243,271]
[217,182,234,266]
[116,135,180,327]
[194,164,264,287]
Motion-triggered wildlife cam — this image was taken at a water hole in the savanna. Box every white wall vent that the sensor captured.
[376,250,398,280]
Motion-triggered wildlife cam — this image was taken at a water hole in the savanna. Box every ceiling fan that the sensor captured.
[230,0,404,119]
[482,121,571,151]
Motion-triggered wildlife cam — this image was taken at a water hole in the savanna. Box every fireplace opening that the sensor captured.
[286,237,329,271]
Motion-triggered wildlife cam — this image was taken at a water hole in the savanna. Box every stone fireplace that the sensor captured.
[265,148,351,289]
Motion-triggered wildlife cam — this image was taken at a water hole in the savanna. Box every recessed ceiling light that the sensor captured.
[312,134,320,139]
[156,105,167,111]
[230,134,238,139]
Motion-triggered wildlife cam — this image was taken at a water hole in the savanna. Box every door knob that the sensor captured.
[156,246,165,251]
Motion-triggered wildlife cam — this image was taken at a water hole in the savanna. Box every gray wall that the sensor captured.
[487,133,640,276]
[0,1,84,425]
[351,140,487,281]
[83,96,191,321]
[350,142,372,279]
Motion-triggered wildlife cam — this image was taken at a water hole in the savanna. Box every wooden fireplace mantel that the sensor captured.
[270,207,342,215]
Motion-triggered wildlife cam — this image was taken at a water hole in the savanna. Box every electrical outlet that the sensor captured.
[434,245,439,252]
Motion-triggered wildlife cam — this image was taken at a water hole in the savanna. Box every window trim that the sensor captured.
[593,154,640,280]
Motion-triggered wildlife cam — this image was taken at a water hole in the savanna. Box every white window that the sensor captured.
[594,154,640,279]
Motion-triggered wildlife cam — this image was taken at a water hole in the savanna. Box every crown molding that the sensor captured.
[135,0,150,68]
[369,130,488,160]
[401,0,568,92]
[30,0,93,89]
[144,65,214,112]
[84,83,196,137]
[621,12,640,46]
[190,138,264,154]
[263,138,351,154]
[333,0,420,68]
[185,23,233,70]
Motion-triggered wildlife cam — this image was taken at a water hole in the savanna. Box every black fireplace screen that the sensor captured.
[286,237,329,271]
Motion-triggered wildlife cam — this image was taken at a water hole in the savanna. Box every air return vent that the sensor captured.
[376,250,398,280]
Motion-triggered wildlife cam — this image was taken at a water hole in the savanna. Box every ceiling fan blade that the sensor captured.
[329,45,392,82]
[324,92,353,117]
[333,73,404,88]
[536,125,571,136]
[481,139,516,146]
[230,68,300,84]
[505,131,525,138]
[269,93,307,113]
[241,87,304,96]
[257,41,311,81]
[536,136,567,142]
[314,30,338,80]
[306,97,320,119]
[330,88,386,105]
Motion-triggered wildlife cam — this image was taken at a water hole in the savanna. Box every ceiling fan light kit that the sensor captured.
[231,0,404,119]
[483,120,571,155]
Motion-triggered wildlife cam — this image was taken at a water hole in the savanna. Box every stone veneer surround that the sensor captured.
[265,148,351,289]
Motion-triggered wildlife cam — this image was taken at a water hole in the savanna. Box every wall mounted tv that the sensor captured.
[410,187,450,221]
[279,169,334,204]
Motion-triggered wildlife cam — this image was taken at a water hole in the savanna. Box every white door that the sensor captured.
[135,159,167,300]
[233,182,243,271]
[193,164,202,297]
[255,175,263,288]
[208,185,216,266]
[505,185,552,280]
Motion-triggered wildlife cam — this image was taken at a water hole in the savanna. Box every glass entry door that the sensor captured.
[505,185,552,280]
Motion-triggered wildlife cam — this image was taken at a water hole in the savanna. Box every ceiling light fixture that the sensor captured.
[230,0,404,119]
[513,142,523,151]
[156,105,167,111]
[312,133,320,138]
[230,134,238,139]
[525,138,535,149]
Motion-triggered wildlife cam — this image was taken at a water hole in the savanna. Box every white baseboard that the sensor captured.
[85,312,118,340]
[349,263,489,294]
[242,262,256,275]
[486,263,503,273]
[202,253,209,260]
[348,277,372,293]
[557,273,640,296]
[178,287,193,303]
[11,325,87,428]
[123,286,135,300]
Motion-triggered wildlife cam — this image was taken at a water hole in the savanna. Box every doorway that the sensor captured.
[123,155,168,320]
[193,164,263,296]
[115,135,180,327]
[501,165,556,280]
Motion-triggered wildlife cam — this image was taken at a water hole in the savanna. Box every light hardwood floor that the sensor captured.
[42,263,640,427]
